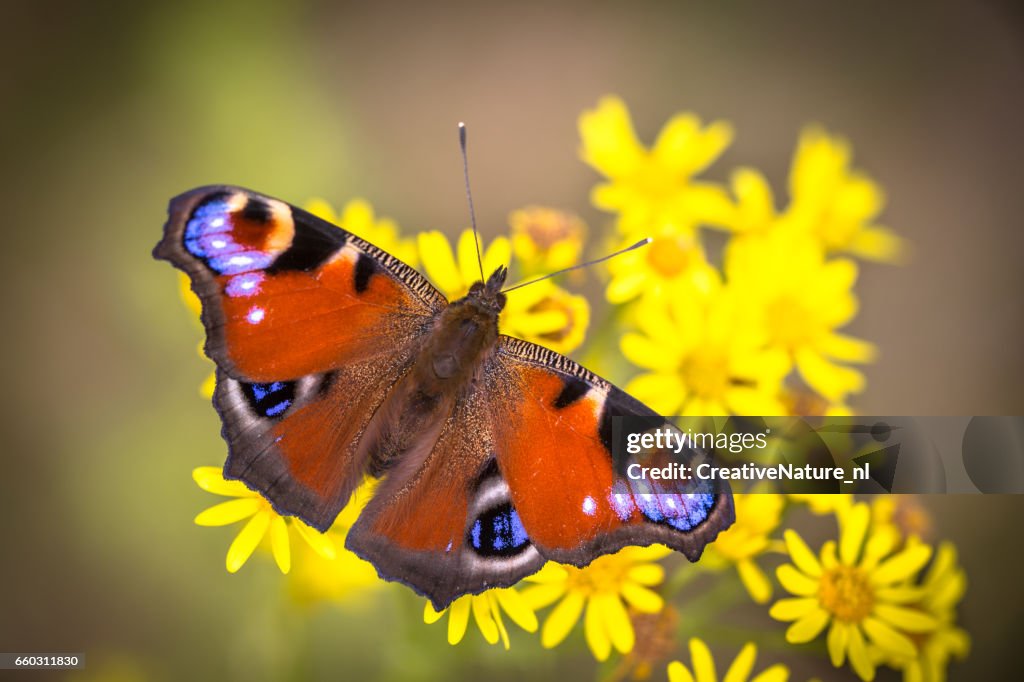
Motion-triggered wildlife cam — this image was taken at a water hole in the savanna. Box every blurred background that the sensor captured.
[1,0,1022,680]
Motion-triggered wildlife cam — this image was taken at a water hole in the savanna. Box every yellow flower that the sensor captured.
[667,638,790,682]
[779,387,854,418]
[521,546,670,661]
[192,466,338,574]
[788,494,854,517]
[419,228,589,352]
[701,494,784,604]
[783,126,905,263]
[579,96,733,237]
[418,228,510,300]
[879,541,970,682]
[605,229,720,304]
[726,230,876,401]
[306,197,419,267]
[725,167,778,238]
[872,496,934,544]
[770,503,938,681]
[622,285,789,416]
[509,206,586,277]
[287,532,382,606]
[286,482,383,606]
[177,273,216,398]
[423,588,539,650]
[501,279,591,354]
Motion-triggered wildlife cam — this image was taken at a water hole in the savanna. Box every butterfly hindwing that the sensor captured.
[156,186,446,528]
[346,386,545,609]
[491,336,735,566]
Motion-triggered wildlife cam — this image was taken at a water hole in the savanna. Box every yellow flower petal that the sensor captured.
[785,608,830,644]
[195,498,262,526]
[447,597,471,645]
[226,510,271,573]
[304,197,337,221]
[870,543,932,585]
[418,231,462,297]
[776,564,819,596]
[689,638,718,682]
[668,661,696,682]
[494,589,538,633]
[192,467,250,497]
[738,559,772,604]
[520,582,568,610]
[827,621,848,667]
[541,591,585,648]
[820,333,877,363]
[784,529,822,577]
[423,600,445,625]
[471,595,499,645]
[269,515,290,574]
[481,236,511,281]
[850,225,906,263]
[292,520,337,560]
[873,604,938,633]
[723,642,757,682]
[199,372,216,399]
[770,598,819,622]
[607,270,647,303]
[861,616,917,658]
[750,665,789,682]
[796,349,865,401]
[579,96,645,178]
[492,599,511,650]
[846,625,875,681]
[457,230,485,286]
[840,503,870,566]
[874,585,926,603]
[621,581,664,613]
[583,598,612,661]
[625,372,686,416]
[598,593,634,654]
[621,333,677,370]
[627,563,665,586]
[820,541,839,570]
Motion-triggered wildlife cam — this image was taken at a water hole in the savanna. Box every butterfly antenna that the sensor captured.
[459,122,485,282]
[501,238,652,294]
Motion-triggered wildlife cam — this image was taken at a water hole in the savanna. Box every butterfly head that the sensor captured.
[466,266,508,314]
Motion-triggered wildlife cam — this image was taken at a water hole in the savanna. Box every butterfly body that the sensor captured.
[362,267,507,478]
[156,185,734,608]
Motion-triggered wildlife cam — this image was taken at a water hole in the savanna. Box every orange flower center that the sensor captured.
[516,208,582,250]
[532,297,575,344]
[893,499,934,540]
[819,566,874,622]
[680,348,730,400]
[645,236,694,279]
[566,554,629,595]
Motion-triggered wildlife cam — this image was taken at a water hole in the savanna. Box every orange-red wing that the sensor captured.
[154,185,445,382]
[213,350,415,530]
[492,337,735,566]
[346,389,544,610]
[155,186,447,529]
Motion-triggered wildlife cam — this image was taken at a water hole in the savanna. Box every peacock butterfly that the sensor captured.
[155,147,734,609]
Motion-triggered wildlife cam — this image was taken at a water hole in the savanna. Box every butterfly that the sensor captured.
[155,184,735,609]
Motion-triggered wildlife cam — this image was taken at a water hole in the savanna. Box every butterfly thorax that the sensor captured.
[362,266,508,476]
